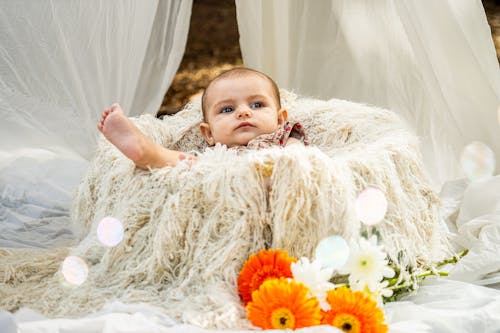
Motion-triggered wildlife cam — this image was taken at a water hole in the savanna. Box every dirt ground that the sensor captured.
[158,0,500,118]
[158,0,242,117]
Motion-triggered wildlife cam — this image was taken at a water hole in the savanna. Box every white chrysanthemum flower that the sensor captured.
[291,257,335,310]
[349,279,394,305]
[339,235,395,289]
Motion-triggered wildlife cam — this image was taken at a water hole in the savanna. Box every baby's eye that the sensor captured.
[250,102,264,109]
[220,106,234,113]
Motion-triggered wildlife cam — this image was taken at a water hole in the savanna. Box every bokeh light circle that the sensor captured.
[355,187,388,226]
[314,236,350,270]
[61,256,88,286]
[460,141,495,181]
[97,216,124,247]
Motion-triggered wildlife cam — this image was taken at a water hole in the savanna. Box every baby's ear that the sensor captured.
[278,109,288,125]
[199,122,215,146]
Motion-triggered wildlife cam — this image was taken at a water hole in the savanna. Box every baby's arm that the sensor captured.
[139,144,197,169]
[98,103,196,169]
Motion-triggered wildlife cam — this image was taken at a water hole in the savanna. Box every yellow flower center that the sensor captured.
[332,313,361,333]
[271,307,296,329]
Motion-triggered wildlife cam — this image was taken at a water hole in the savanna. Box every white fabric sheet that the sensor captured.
[446,176,500,285]
[235,0,500,187]
[0,148,87,248]
[0,0,192,233]
[5,280,500,333]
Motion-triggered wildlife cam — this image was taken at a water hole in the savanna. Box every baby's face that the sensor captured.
[200,75,286,147]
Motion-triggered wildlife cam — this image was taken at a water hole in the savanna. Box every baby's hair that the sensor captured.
[201,67,281,120]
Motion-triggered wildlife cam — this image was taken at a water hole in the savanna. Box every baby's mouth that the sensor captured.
[236,121,254,129]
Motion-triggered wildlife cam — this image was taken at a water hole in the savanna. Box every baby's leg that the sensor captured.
[98,103,183,169]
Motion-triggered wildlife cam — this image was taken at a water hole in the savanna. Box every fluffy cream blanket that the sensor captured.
[0,92,449,328]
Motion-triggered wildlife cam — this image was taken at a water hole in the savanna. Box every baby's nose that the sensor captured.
[236,105,252,117]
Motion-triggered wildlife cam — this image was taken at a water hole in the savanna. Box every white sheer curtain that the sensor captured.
[235,0,500,187]
[0,0,192,246]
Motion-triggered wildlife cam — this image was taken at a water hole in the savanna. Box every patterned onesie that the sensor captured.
[242,121,309,151]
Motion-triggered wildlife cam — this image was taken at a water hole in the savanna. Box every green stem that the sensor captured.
[417,271,448,279]
[384,251,466,300]
[389,282,413,291]
[388,271,448,290]
[435,249,468,268]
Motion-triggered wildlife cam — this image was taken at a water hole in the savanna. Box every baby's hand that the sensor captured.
[178,152,198,166]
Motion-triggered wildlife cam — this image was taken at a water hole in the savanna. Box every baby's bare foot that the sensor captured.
[98,103,147,164]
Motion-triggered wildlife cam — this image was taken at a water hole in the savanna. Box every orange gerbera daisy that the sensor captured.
[246,278,322,329]
[322,286,388,333]
[238,249,296,304]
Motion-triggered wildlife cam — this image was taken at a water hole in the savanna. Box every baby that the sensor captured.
[98,68,307,169]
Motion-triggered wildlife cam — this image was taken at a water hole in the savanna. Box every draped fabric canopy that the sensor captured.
[236,0,500,187]
[0,0,192,158]
[0,1,192,241]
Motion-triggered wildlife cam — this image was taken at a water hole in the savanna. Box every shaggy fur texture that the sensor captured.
[0,91,449,328]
